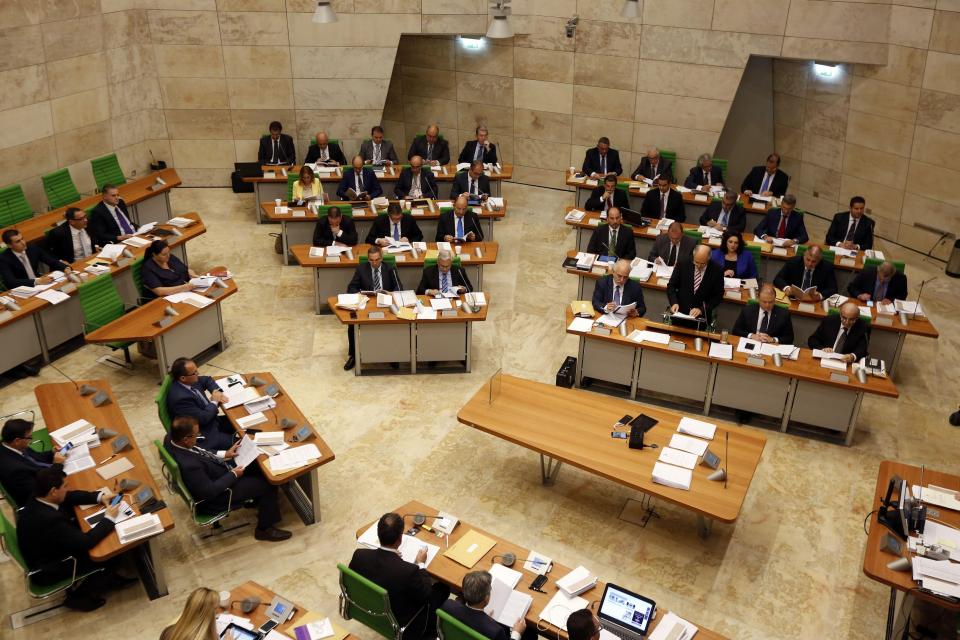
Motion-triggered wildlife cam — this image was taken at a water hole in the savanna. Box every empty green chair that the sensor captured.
[154,440,240,534]
[90,153,126,189]
[155,375,173,433]
[437,609,491,640]
[0,184,34,226]
[864,257,905,273]
[338,562,418,640]
[131,256,146,303]
[77,274,133,366]
[41,169,81,210]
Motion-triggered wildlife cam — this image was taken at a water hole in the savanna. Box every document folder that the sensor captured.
[443,529,497,568]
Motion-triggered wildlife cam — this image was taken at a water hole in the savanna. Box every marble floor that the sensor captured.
[0,183,958,640]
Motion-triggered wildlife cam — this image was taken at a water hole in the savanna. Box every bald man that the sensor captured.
[304,131,346,165]
[591,259,645,317]
[732,283,794,344]
[773,244,837,301]
[667,245,724,319]
[808,301,871,363]
[847,260,907,304]
[407,124,450,166]
[631,147,673,182]
[436,196,483,243]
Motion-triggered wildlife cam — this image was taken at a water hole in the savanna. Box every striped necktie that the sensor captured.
[693,266,704,293]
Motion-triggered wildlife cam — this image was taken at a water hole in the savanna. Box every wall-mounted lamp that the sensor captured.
[621,0,640,18]
[813,62,838,78]
[312,0,337,23]
[459,36,485,50]
[487,1,513,39]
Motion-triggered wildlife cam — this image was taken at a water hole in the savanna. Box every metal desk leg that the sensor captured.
[703,362,718,415]
[133,538,168,600]
[33,314,51,364]
[282,467,321,525]
[254,183,263,222]
[890,333,906,375]
[354,325,362,376]
[464,322,472,373]
[578,274,587,300]
[697,515,713,539]
[410,324,417,374]
[540,454,562,485]
[281,220,290,266]
[844,392,864,446]
[884,587,913,640]
[630,346,641,400]
[575,337,585,387]
[780,379,797,432]
[313,269,322,315]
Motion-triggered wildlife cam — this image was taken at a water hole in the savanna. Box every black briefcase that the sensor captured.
[556,356,576,388]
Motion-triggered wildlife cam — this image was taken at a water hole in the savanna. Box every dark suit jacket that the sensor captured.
[450,172,491,199]
[0,445,55,507]
[640,189,686,222]
[683,166,724,188]
[257,133,296,165]
[46,222,95,264]
[304,142,346,166]
[591,275,646,316]
[698,201,746,233]
[584,186,629,212]
[732,304,794,344]
[166,376,221,434]
[825,211,875,250]
[0,245,68,289]
[586,224,636,260]
[648,234,697,264]
[336,167,383,200]
[753,209,809,245]
[360,140,400,165]
[582,148,622,176]
[458,140,498,165]
[441,600,509,640]
[365,215,424,245]
[808,314,871,361]
[847,267,908,302]
[161,435,237,506]
[313,215,359,247]
[347,261,403,293]
[18,492,114,580]
[416,265,473,294]
[349,547,433,627]
[740,166,789,197]
[632,157,673,182]
[88,199,134,246]
[667,258,724,317]
[407,137,451,166]
[773,255,838,299]
[436,210,484,242]
[394,168,439,199]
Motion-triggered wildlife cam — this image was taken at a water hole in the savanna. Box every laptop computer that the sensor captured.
[597,583,657,640]
[619,207,649,227]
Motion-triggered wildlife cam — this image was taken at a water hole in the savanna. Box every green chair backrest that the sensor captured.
[439,206,454,214]
[286,173,299,201]
[683,229,703,243]
[359,253,397,267]
[659,149,677,165]
[131,256,145,299]
[155,375,173,433]
[864,257,905,274]
[337,563,398,640]
[745,244,762,265]
[0,184,34,226]
[91,153,126,189]
[154,439,194,505]
[317,204,353,218]
[29,427,52,454]
[424,256,462,268]
[0,507,27,572]
[712,158,728,174]
[437,609,491,640]
[41,169,81,210]
[615,183,629,194]
[77,274,125,333]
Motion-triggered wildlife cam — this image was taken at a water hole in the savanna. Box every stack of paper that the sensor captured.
[336,293,364,310]
[85,263,112,275]
[392,290,418,307]
[652,461,693,490]
[735,338,762,354]
[820,358,847,372]
[465,292,486,307]
[266,443,321,473]
[539,590,588,630]
[356,523,441,566]
[165,291,214,308]
[669,433,709,456]
[575,252,596,270]
[723,277,742,290]
[417,307,438,320]
[707,343,732,360]
[309,247,325,258]
[62,443,95,475]
[649,612,698,640]
[556,566,598,597]
[864,249,885,260]
[759,343,799,359]
[811,349,846,360]
[490,563,523,589]
[254,431,285,447]
[51,419,100,448]
[235,412,266,429]
[136,222,157,235]
[658,447,698,470]
[234,435,261,469]
[567,317,594,333]
[244,395,277,414]
[98,244,126,261]
[914,485,960,512]
[222,386,258,409]
[122,235,151,248]
[484,576,533,627]
[912,557,960,598]
[895,300,924,316]
[10,286,40,298]
[678,417,717,440]
[326,245,352,256]
[37,289,71,305]
[430,298,453,310]
[116,513,164,544]
[166,217,195,228]
[565,209,587,222]
[190,275,217,289]
[654,264,674,279]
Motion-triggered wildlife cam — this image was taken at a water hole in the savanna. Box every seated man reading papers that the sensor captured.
[648,221,696,266]
[416,249,473,296]
[313,206,359,248]
[807,301,870,363]
[167,357,238,452]
[0,228,72,289]
[304,130,346,166]
[436,196,484,243]
[773,244,837,302]
[343,245,404,372]
[699,190,746,233]
[361,125,400,166]
[0,418,71,507]
[586,207,636,260]
[366,202,424,246]
[395,156,438,200]
[337,155,383,201]
[441,570,535,640]
[451,160,491,201]
[847,260,907,305]
[667,246,724,320]
[592,259,645,317]
[731,283,794,344]
[631,147,673,183]
[753,194,809,246]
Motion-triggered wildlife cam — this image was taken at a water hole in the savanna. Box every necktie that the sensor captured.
[456,217,464,239]
[114,205,134,234]
[373,267,382,291]
[874,279,888,301]
[192,446,228,468]
[321,147,327,161]
[801,269,813,290]
[192,387,210,407]
[651,162,658,177]
[411,175,420,197]
[393,222,400,240]
[601,156,606,174]
[474,143,483,161]
[356,171,363,193]
[427,143,433,159]
[373,145,381,163]
[272,139,278,163]
[693,266,704,293]
[17,252,37,279]
[609,229,617,256]
[759,172,771,194]
[470,179,476,196]
[759,311,769,334]
[704,169,710,185]
[26,453,52,469]
[668,243,678,267]
[833,328,847,353]
[718,208,728,227]
[777,214,787,238]
[661,192,668,216]
[441,271,449,292]
[614,285,621,306]
[845,219,857,242]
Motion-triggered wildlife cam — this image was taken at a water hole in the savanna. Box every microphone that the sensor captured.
[122,248,134,259]
[913,277,935,320]
[599,241,619,259]
[468,213,484,241]
[1,297,21,312]
[455,267,472,294]
[425,171,438,200]
[391,268,402,291]
[164,305,179,317]
[206,361,244,377]
[47,362,98,396]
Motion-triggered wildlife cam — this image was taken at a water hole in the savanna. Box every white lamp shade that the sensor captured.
[621,0,639,18]
[312,2,337,23]
[486,15,513,38]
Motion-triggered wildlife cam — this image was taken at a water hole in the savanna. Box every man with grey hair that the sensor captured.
[847,259,907,304]
[684,152,724,189]
[754,193,809,246]
[440,570,530,640]
[632,147,673,182]
[459,125,498,164]
[808,300,871,363]
[416,249,473,296]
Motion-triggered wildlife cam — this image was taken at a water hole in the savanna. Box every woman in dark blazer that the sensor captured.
[710,230,757,279]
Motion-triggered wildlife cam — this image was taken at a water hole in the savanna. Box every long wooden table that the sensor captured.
[329,293,488,375]
[458,373,765,534]
[296,242,498,313]
[566,309,898,445]
[221,372,336,525]
[4,168,182,245]
[863,461,960,640]
[34,379,174,600]
[357,500,727,640]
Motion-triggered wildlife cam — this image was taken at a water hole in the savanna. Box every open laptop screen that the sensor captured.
[598,584,656,636]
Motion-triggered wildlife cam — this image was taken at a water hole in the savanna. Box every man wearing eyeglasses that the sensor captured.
[46,206,98,263]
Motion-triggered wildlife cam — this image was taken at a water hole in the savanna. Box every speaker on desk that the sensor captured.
[79,384,98,396]
[240,597,261,614]
[250,375,267,387]
[499,552,517,568]
[91,391,111,407]
[707,469,726,482]
[164,305,179,317]
[279,418,297,430]
[96,427,119,439]
[887,557,911,571]
[118,478,141,491]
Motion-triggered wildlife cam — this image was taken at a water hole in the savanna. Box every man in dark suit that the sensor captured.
[394,156,439,199]
[641,176,687,222]
[808,301,870,363]
[360,126,400,165]
[87,183,137,246]
[667,246,723,319]
[825,196,874,251]
[631,148,673,182]
[313,206,359,248]
[436,196,483,242]
[166,357,237,453]
[303,131,346,166]
[585,175,629,213]
[450,160,491,200]
[257,120,296,165]
[581,137,622,177]
[337,155,383,201]
[586,208,636,259]
[0,229,71,289]
[349,513,450,639]
[683,153,724,189]
[699,191,746,233]
[741,153,789,198]
[416,250,473,295]
[732,284,795,344]
[441,571,530,640]
[46,207,97,263]
[753,194,809,246]
[773,244,837,301]
[458,125,498,165]
[592,259,645,316]
[407,124,450,167]
[0,418,68,507]
[163,416,291,541]
[366,203,424,246]
[344,245,404,371]
[648,222,698,265]
[848,261,908,304]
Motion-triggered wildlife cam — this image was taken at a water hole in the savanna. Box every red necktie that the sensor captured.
[777,215,787,238]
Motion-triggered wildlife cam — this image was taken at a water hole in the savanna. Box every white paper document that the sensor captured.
[555,566,598,597]
[567,317,594,333]
[759,343,799,359]
[63,443,96,475]
[122,235,151,248]
[234,435,261,468]
[489,563,523,589]
[539,590,588,630]
[649,612,698,640]
[115,513,163,544]
[524,551,552,575]
[465,292,486,307]
[669,433,709,456]
[914,485,960,513]
[820,358,847,372]
[326,245,353,256]
[484,578,534,627]
[37,289,71,305]
[254,431,285,447]
[658,447,698,470]
[735,338,762,355]
[222,386,258,409]
[236,412,267,429]
[244,395,277,414]
[707,342,733,360]
[51,419,98,447]
[430,297,453,310]
[629,330,671,345]
[652,462,693,490]
[266,443,321,474]
[678,417,717,440]
[356,523,441,566]
[166,217,195,228]
[811,349,846,360]
[98,244,126,261]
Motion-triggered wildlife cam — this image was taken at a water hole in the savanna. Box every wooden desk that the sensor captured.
[34,379,174,600]
[357,500,727,640]
[221,372,335,525]
[4,168,182,245]
[329,293,488,375]
[566,309,898,445]
[295,242,498,313]
[84,265,236,380]
[458,373,765,533]
[863,461,960,639]
[263,200,505,264]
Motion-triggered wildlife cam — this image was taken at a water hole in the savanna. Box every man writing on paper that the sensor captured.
[808,301,870,363]
[581,137,622,178]
[395,156,438,200]
[683,153,724,189]
[367,202,424,246]
[166,357,238,453]
[847,260,907,305]
[89,183,136,246]
[164,416,292,542]
[361,126,400,166]
[46,207,97,263]
[584,175,629,213]
[436,196,484,243]
[343,245,404,371]
[586,208,636,260]
[699,190,746,233]
[349,512,450,639]
[667,246,723,320]
[648,221,696,266]
[825,196,874,251]
[416,249,473,296]
[641,175,686,222]
[741,153,789,198]
[304,131,346,166]
[441,571,533,640]
[732,283,794,344]
[337,155,383,201]
[753,194,809,246]
[592,259,645,317]
[631,148,673,183]
[0,229,71,289]
[451,160,491,201]
[459,125,498,165]
[773,244,837,302]
[408,124,451,167]
[313,206,359,248]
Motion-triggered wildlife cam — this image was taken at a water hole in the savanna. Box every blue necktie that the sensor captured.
[456,217,464,239]
[393,222,400,240]
[759,172,771,194]
[441,271,449,293]
[613,285,621,306]
[718,208,728,226]
[193,387,210,407]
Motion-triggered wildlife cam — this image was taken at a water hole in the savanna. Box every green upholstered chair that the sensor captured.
[286,173,299,201]
[77,274,133,366]
[659,149,677,165]
[683,229,704,243]
[41,169,81,210]
[316,204,353,218]
[154,440,241,534]
[712,158,728,176]
[437,609,492,640]
[0,184,34,226]
[155,375,173,433]
[90,153,126,189]
[337,562,417,640]
[424,255,462,268]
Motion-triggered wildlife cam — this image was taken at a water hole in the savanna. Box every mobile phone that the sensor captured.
[61,442,74,453]
[615,415,633,427]
[259,620,279,634]
[611,431,628,439]
[530,574,548,592]
[109,494,123,507]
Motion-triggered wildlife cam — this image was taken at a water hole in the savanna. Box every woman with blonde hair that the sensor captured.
[160,587,223,640]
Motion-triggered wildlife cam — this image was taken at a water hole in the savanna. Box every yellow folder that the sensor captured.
[570,300,593,317]
[442,529,497,569]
